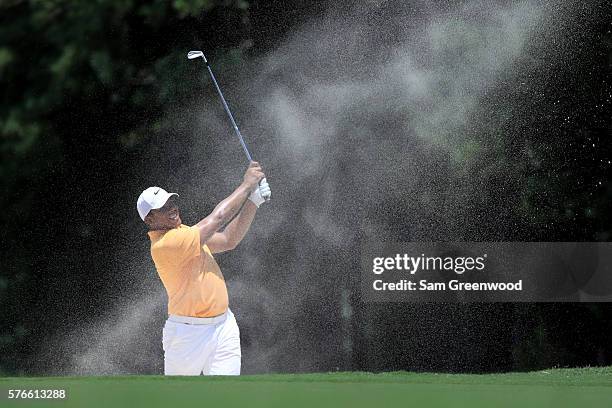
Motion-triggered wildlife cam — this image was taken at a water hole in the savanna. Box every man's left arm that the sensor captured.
[207,179,271,253]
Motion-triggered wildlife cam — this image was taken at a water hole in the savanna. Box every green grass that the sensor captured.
[1,367,611,408]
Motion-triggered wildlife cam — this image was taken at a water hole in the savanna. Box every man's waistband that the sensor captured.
[168,311,228,325]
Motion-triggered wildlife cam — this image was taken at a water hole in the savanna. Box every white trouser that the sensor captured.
[162,309,241,375]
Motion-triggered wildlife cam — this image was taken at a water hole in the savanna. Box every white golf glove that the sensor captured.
[248,178,271,207]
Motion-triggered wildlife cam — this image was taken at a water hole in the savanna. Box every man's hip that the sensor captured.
[162,308,241,376]
[168,309,229,325]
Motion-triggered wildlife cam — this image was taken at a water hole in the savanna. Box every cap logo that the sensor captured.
[154,189,160,195]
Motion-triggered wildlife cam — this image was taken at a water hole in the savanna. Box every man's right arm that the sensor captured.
[194,162,264,245]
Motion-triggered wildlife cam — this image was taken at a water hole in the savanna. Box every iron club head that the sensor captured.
[187,50,206,61]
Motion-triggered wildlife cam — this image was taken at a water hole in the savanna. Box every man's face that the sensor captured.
[145,196,181,230]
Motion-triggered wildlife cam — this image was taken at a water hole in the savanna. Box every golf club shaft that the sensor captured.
[189,51,268,201]
[204,63,253,162]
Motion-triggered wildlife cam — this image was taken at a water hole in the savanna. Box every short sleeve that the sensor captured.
[157,226,201,265]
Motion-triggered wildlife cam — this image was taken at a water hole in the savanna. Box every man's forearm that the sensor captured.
[195,182,253,243]
[210,183,252,228]
[222,200,257,248]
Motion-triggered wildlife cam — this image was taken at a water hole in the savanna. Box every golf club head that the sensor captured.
[187,50,207,62]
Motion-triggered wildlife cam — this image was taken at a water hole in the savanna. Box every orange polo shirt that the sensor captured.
[148,224,229,317]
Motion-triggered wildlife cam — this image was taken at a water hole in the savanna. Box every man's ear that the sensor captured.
[144,212,154,227]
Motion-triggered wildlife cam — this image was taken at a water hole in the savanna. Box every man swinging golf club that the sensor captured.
[137,162,271,375]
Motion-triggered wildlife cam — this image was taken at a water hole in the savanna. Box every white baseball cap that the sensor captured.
[136,187,179,221]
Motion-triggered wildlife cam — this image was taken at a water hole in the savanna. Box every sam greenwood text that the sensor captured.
[373,280,523,291]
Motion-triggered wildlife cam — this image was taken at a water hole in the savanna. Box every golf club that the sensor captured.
[187,50,253,162]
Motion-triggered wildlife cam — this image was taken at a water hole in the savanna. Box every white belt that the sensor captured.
[168,311,227,325]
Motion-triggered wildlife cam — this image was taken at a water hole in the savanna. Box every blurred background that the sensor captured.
[1,0,611,375]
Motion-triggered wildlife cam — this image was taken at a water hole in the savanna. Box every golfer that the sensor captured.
[136,162,271,375]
